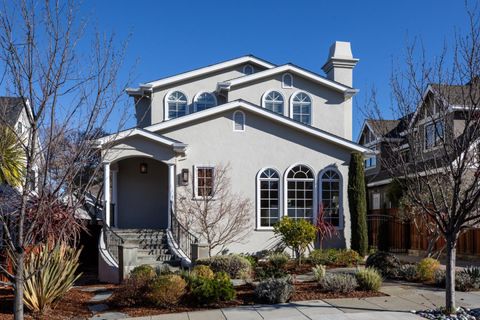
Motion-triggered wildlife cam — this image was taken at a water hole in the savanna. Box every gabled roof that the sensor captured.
[146,100,370,154]
[0,97,24,126]
[217,64,358,97]
[126,56,276,95]
[96,128,187,152]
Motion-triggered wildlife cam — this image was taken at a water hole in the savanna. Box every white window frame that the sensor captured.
[364,145,377,170]
[284,163,316,223]
[424,120,444,151]
[232,110,245,132]
[193,165,215,199]
[289,91,313,125]
[193,91,217,112]
[256,167,281,230]
[164,90,189,121]
[261,90,285,116]
[243,64,254,75]
[282,73,293,88]
[319,167,344,229]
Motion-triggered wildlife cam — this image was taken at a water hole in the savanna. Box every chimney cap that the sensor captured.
[322,41,359,73]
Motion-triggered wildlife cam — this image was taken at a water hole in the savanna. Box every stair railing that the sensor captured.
[170,206,198,260]
[103,223,124,265]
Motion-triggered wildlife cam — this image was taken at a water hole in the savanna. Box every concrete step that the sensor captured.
[137,254,179,263]
[137,248,171,256]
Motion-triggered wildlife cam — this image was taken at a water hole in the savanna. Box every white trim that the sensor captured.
[130,56,275,92]
[423,119,445,152]
[283,163,317,222]
[282,73,293,88]
[96,128,187,152]
[164,89,189,121]
[356,120,379,144]
[261,90,286,116]
[367,178,393,187]
[104,163,110,226]
[256,167,282,230]
[144,100,370,153]
[318,166,344,230]
[193,91,217,112]
[289,90,313,125]
[232,110,246,132]
[243,64,255,75]
[193,165,215,199]
[218,64,357,96]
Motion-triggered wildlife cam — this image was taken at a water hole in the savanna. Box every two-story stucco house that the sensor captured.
[96,41,370,283]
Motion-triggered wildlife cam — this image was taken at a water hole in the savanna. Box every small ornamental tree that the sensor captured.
[316,204,338,249]
[273,217,316,265]
[348,152,368,256]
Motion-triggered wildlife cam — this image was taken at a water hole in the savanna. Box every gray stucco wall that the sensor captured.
[157,108,352,254]
[227,73,350,138]
[117,157,169,229]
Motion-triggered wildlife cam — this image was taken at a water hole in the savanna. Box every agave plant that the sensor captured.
[0,125,25,187]
[462,266,480,287]
[22,244,82,313]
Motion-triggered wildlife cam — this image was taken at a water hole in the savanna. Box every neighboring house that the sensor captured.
[358,81,480,255]
[97,41,371,283]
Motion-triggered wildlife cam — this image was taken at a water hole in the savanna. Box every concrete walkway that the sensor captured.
[120,282,480,320]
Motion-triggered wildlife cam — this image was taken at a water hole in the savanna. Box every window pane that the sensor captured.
[258,168,280,227]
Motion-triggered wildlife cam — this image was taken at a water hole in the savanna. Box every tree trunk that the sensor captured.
[13,251,24,320]
[445,234,457,314]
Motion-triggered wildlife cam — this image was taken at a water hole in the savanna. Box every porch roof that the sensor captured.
[96,128,187,153]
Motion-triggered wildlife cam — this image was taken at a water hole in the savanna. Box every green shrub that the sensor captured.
[416,258,440,282]
[254,264,288,280]
[348,152,368,256]
[189,272,235,304]
[192,265,215,280]
[254,277,294,304]
[336,250,362,267]
[309,249,338,265]
[319,273,358,293]
[356,268,383,291]
[399,264,418,282]
[114,272,152,307]
[462,266,480,286]
[273,217,316,265]
[365,252,401,278]
[149,275,186,307]
[434,269,479,292]
[130,264,156,279]
[268,252,290,269]
[155,265,173,276]
[23,244,82,313]
[240,254,258,268]
[196,255,252,279]
[312,264,326,281]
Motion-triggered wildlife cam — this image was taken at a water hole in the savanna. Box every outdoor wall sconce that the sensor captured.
[139,162,148,174]
[181,168,189,185]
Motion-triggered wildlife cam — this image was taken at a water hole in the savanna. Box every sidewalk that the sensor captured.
[96,282,480,320]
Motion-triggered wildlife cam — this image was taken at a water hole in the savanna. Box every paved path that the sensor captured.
[121,282,480,320]
[81,286,128,320]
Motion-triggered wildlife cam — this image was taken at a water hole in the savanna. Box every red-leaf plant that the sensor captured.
[315,203,338,249]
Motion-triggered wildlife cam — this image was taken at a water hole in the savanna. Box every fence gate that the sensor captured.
[367,214,410,253]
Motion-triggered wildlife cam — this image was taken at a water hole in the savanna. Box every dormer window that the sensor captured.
[282,73,293,88]
[166,91,188,120]
[243,64,254,75]
[194,92,217,112]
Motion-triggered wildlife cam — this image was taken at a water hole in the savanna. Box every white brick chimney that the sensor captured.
[322,41,359,87]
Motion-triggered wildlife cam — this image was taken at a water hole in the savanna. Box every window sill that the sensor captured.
[255,227,275,232]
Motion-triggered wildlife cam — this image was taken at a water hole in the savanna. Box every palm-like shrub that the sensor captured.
[0,126,25,187]
[23,244,81,313]
[356,268,383,291]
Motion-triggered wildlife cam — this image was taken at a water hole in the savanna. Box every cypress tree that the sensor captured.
[348,152,368,256]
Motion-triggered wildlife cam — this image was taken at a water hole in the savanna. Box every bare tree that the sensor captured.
[365,3,480,313]
[177,164,252,257]
[0,1,130,318]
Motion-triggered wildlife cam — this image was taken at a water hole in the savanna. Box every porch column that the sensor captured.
[104,162,110,226]
[167,164,175,229]
[112,169,118,227]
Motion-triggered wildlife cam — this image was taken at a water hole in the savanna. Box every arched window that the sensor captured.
[286,165,315,222]
[291,92,312,125]
[166,91,188,120]
[243,64,254,75]
[233,110,245,131]
[194,92,217,112]
[282,73,293,88]
[257,168,280,228]
[262,91,284,115]
[320,169,342,228]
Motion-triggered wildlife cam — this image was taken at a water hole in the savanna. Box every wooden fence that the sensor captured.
[367,209,480,256]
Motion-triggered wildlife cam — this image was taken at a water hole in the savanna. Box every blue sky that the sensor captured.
[81,0,470,139]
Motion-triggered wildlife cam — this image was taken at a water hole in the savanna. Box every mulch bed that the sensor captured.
[0,286,93,320]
